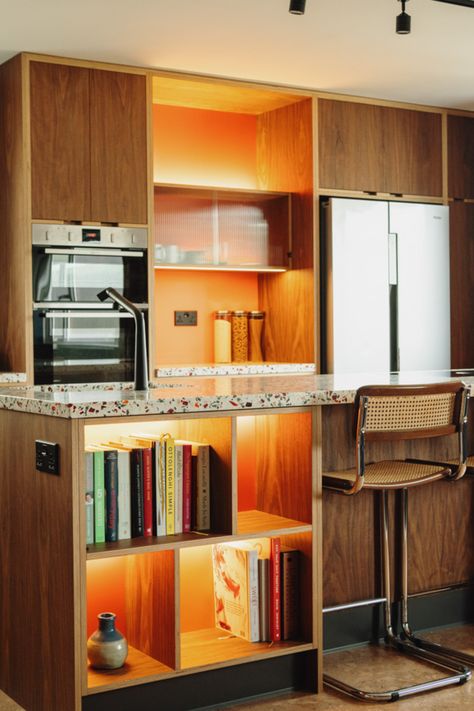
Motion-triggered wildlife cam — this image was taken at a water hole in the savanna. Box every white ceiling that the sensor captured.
[1,0,474,110]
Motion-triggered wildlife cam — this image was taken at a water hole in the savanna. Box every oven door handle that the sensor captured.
[33,302,148,310]
[42,248,144,257]
[39,311,134,319]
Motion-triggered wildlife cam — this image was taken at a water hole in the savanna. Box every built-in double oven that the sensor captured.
[33,224,148,384]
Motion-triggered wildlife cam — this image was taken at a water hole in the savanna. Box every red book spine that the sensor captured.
[142,447,153,537]
[182,444,192,533]
[270,537,281,642]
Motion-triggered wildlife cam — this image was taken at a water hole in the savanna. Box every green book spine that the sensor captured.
[93,450,105,543]
[85,451,94,545]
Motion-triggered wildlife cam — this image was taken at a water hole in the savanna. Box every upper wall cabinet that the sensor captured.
[448,115,474,199]
[30,61,148,224]
[318,99,443,198]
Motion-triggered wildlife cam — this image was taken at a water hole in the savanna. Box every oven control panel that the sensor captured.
[32,224,148,249]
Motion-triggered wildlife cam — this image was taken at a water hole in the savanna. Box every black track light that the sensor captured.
[289,0,306,15]
[396,0,411,34]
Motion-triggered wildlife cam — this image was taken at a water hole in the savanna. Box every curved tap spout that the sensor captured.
[97,288,149,391]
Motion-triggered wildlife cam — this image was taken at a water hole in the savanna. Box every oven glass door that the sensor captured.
[33,309,145,384]
[32,247,147,304]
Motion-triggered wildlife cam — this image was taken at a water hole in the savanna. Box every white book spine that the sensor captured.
[156,441,167,536]
[117,451,131,540]
[197,445,210,531]
[174,444,183,534]
[248,549,260,642]
[85,451,94,545]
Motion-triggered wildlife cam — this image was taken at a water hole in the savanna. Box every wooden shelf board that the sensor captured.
[180,628,313,671]
[87,645,174,693]
[87,513,310,560]
[154,181,290,199]
[86,530,233,560]
[237,509,312,536]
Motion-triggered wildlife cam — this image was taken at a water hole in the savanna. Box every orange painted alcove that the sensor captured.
[153,270,259,364]
[153,104,257,189]
[153,103,262,366]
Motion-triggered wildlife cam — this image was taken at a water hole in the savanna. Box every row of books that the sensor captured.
[212,537,299,643]
[85,433,211,545]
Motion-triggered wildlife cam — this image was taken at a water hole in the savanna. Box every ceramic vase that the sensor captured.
[87,612,128,670]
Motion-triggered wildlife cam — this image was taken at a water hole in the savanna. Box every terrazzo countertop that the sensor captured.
[0,369,473,419]
[154,362,316,378]
[0,372,27,384]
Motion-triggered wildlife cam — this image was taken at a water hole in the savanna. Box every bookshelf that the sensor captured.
[0,403,321,710]
[79,408,320,700]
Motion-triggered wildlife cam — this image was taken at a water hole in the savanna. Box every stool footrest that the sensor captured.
[404,632,474,669]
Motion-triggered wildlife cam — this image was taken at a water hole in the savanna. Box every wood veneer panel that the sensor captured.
[318,99,385,193]
[319,99,442,197]
[125,551,175,670]
[153,76,303,115]
[255,412,312,524]
[448,115,474,199]
[450,202,474,368]
[257,99,314,363]
[323,489,378,606]
[408,477,474,594]
[90,69,147,224]
[383,107,442,197]
[88,645,174,691]
[0,411,78,710]
[0,56,31,375]
[30,61,90,221]
[180,628,311,670]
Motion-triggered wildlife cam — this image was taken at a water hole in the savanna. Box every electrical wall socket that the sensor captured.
[174,310,197,326]
[35,440,60,475]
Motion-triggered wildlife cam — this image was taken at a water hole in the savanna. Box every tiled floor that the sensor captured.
[0,626,473,710]
[227,625,474,711]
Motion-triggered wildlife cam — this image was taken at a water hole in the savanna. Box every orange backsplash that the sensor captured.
[153,104,257,188]
[154,270,259,364]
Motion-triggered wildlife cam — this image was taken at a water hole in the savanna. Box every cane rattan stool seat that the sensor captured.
[324,459,451,490]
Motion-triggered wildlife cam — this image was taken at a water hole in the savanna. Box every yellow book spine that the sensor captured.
[165,436,175,535]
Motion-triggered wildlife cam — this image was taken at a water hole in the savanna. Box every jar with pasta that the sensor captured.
[231,311,248,362]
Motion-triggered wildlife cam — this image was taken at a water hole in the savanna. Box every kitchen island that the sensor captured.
[0,370,473,711]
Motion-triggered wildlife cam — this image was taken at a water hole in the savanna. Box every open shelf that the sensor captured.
[86,551,176,691]
[180,628,313,671]
[87,645,174,692]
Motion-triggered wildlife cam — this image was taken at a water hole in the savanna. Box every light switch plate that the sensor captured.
[174,310,197,326]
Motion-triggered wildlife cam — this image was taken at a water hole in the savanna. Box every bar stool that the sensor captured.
[322,382,471,702]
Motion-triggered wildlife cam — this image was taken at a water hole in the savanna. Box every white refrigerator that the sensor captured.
[321,198,451,373]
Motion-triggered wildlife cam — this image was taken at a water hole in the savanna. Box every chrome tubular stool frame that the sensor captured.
[323,382,472,702]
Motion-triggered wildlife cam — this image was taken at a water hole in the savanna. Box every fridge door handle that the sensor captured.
[388,233,398,285]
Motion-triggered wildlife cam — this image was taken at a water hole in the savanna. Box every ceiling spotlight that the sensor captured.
[396,0,411,33]
[289,0,306,14]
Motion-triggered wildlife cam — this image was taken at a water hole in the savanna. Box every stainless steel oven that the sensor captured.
[32,224,148,384]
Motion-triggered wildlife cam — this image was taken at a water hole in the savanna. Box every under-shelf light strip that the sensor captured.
[154,265,287,272]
